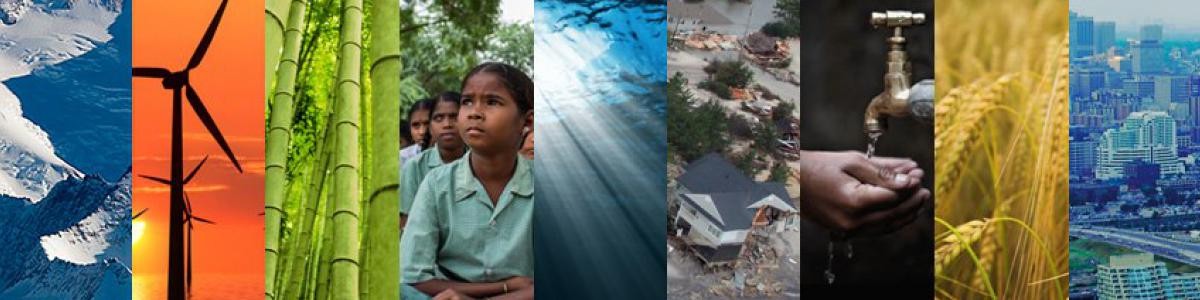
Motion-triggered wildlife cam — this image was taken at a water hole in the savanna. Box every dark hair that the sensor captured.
[461,62,533,114]
[406,98,435,121]
[436,91,462,106]
[399,120,413,146]
[405,98,435,148]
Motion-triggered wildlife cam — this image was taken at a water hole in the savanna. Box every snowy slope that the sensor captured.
[0,0,120,201]
[0,0,120,79]
[0,171,132,299]
[6,0,130,182]
[0,83,79,202]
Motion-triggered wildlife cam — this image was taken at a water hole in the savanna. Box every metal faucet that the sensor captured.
[864,11,932,136]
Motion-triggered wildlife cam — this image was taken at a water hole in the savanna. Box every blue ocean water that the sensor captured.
[6,1,132,182]
[533,1,667,299]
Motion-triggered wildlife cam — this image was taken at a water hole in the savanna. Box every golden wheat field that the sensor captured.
[933,0,1069,299]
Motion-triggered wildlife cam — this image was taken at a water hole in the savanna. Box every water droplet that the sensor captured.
[866,135,880,158]
[825,241,836,284]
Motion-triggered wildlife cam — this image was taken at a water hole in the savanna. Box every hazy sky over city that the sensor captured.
[1072,0,1200,40]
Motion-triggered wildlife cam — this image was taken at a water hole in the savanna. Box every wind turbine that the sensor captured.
[141,156,215,296]
[183,189,214,294]
[131,0,241,297]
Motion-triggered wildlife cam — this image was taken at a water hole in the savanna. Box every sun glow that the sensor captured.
[133,220,145,245]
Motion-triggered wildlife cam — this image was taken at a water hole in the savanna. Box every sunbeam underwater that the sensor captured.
[533,1,667,299]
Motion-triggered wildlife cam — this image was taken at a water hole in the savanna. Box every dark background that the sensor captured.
[800,0,934,297]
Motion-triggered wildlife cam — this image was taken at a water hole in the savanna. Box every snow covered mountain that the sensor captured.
[6,0,130,183]
[39,169,131,265]
[0,83,81,202]
[0,170,132,299]
[0,0,129,298]
[0,0,121,79]
[0,0,121,202]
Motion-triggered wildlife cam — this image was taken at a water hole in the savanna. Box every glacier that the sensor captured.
[0,0,130,299]
[0,171,132,299]
[0,0,123,202]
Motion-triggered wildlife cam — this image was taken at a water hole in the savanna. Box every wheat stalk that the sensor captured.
[934,219,991,276]
[934,0,1068,298]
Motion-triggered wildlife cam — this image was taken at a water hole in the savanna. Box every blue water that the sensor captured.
[533,1,667,299]
[6,1,132,182]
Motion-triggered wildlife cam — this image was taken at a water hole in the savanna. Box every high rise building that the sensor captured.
[1098,253,1169,299]
[1125,79,1157,100]
[1190,74,1200,97]
[1132,24,1167,74]
[1097,253,1200,300]
[1071,136,1098,179]
[1131,41,1167,74]
[1107,71,1126,89]
[1095,111,1183,179]
[1156,75,1189,105]
[1095,21,1116,54]
[1168,273,1200,299]
[1071,13,1096,58]
[1187,75,1200,142]
[1072,67,1107,100]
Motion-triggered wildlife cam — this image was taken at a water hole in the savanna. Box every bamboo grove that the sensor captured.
[262,0,527,299]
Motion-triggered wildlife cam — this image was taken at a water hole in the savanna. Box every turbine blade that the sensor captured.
[183,191,193,216]
[132,208,148,220]
[184,156,209,184]
[187,0,229,69]
[137,175,171,185]
[185,85,242,172]
[132,67,170,78]
[192,216,216,225]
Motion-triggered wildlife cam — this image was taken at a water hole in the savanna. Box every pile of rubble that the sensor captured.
[707,228,794,298]
[678,32,740,51]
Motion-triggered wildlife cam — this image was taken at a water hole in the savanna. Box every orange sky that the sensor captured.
[132,0,264,286]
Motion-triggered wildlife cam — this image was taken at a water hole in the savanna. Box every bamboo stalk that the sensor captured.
[264,0,308,298]
[283,101,337,299]
[329,0,364,297]
[363,0,402,298]
[265,0,291,101]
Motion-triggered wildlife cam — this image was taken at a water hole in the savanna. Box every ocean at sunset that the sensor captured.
[134,274,261,300]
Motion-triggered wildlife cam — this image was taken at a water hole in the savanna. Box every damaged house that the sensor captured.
[672,153,798,266]
[742,32,791,67]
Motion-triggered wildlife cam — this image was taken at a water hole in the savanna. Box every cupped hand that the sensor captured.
[797,151,930,236]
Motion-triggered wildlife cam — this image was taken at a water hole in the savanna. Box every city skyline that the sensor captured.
[1071,0,1200,40]
[1069,3,1200,299]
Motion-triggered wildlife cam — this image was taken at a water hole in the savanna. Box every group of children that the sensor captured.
[399,62,535,300]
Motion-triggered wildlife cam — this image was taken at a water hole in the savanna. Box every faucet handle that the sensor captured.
[870,11,926,29]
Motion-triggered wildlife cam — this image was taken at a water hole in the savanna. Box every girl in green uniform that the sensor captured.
[401,62,535,300]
